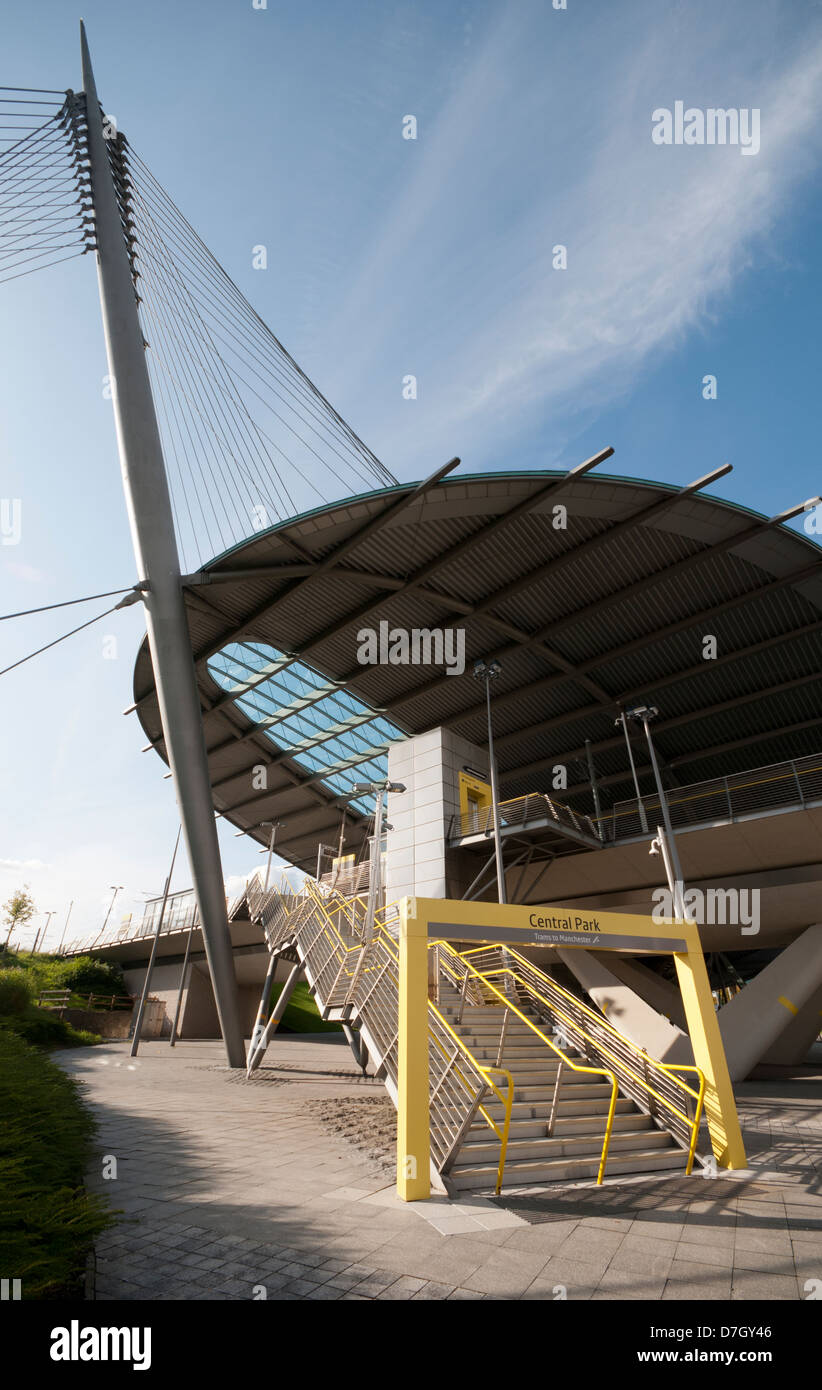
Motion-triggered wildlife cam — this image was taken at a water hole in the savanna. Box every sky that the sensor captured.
[1,0,821,949]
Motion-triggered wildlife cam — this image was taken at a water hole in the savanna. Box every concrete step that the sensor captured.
[469,1111,654,1141]
[450,1145,688,1191]
[469,1045,569,1061]
[479,1096,637,1122]
[502,1074,611,1093]
[454,1022,550,1040]
[453,1126,674,1167]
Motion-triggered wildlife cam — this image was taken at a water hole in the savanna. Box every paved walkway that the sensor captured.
[58,1039,822,1301]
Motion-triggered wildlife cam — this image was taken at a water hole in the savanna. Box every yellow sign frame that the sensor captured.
[396,895,746,1200]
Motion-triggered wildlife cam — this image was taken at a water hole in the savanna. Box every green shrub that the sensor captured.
[0,1031,113,1297]
[0,1010,100,1048]
[0,968,32,1016]
[33,955,125,998]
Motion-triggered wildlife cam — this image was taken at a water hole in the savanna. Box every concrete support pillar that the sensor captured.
[717,924,822,1080]
[598,952,689,1031]
[557,948,688,1059]
[385,728,487,903]
[760,982,822,1066]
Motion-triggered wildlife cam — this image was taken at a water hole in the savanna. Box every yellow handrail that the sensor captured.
[427,1009,515,1194]
[480,942,705,1109]
[271,880,517,1192]
[437,941,619,1185]
[454,943,705,1175]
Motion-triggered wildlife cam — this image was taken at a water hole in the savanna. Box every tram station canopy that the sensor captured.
[133,462,822,872]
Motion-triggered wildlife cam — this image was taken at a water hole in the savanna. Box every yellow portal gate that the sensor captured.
[396,896,746,1201]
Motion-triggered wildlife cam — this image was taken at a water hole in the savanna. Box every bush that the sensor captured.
[0,968,32,1016]
[0,1031,113,1297]
[0,1010,100,1048]
[33,954,125,999]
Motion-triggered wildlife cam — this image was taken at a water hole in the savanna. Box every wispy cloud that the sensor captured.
[3,560,48,584]
[320,2,822,473]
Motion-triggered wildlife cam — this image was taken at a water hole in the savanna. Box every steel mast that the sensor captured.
[80,22,244,1065]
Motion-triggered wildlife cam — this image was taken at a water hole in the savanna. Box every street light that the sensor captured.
[101,885,124,937]
[473,658,506,903]
[57,900,74,954]
[615,708,649,833]
[259,820,283,893]
[32,910,55,954]
[344,779,405,992]
[624,704,689,921]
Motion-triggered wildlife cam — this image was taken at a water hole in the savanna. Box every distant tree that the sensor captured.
[2,886,36,954]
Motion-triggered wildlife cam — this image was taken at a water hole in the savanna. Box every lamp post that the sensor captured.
[93,885,124,949]
[473,659,506,903]
[260,820,282,893]
[32,911,55,955]
[343,780,405,999]
[616,709,648,833]
[131,826,182,1057]
[625,705,687,919]
[57,900,73,954]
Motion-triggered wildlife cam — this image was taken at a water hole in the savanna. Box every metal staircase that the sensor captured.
[242,873,705,1195]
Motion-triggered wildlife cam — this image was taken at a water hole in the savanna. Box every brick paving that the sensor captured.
[57,1039,822,1301]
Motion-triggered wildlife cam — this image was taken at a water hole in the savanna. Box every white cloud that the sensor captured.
[319,4,822,472]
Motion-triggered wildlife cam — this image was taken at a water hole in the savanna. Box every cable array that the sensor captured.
[0,88,95,284]
[111,135,397,568]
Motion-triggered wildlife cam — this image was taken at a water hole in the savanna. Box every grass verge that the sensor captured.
[0,1030,114,1298]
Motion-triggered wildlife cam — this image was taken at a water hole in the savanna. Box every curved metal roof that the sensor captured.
[132,453,822,872]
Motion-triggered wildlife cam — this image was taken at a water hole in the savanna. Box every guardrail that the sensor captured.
[603,754,822,841]
[246,871,515,1192]
[450,792,600,844]
[449,753,822,848]
[454,943,704,1174]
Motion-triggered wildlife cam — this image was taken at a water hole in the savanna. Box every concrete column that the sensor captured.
[760,982,822,1066]
[385,728,487,903]
[716,924,822,1079]
[557,948,688,1059]
[598,952,689,1031]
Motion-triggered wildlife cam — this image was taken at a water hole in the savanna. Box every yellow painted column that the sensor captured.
[396,898,431,1200]
[674,941,747,1169]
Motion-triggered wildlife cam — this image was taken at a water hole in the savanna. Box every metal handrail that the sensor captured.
[437,942,620,1185]
[457,944,705,1172]
[245,871,516,1189]
[448,753,822,847]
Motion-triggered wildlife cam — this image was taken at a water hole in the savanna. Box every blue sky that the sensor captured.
[2,0,821,947]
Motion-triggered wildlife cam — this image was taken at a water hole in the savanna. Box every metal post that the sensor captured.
[169,920,194,1047]
[32,912,53,955]
[365,788,385,939]
[94,884,123,948]
[484,677,506,904]
[262,820,280,893]
[58,900,73,954]
[80,23,243,1066]
[618,710,648,833]
[585,739,603,828]
[342,1023,367,1074]
[246,953,278,1066]
[641,716,686,918]
[130,827,181,1056]
[246,960,302,1073]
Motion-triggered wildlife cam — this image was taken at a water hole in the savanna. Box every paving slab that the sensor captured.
[56,1039,822,1302]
